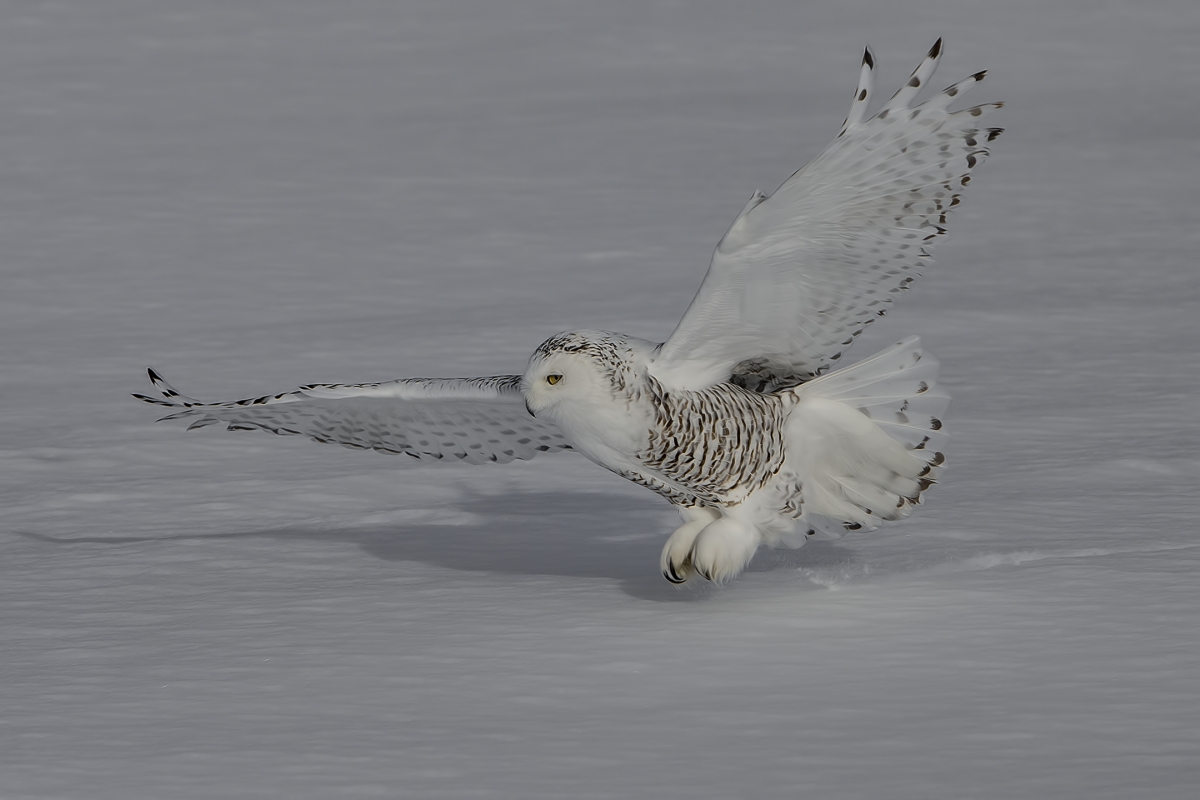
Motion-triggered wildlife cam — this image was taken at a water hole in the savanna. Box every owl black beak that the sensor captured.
[525,399,536,418]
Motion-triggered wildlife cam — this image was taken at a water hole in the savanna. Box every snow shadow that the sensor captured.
[16,490,852,602]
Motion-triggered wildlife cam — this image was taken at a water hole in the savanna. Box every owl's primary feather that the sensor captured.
[136,41,1000,585]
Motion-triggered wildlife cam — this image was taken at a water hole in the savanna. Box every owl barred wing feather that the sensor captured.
[653,39,1002,390]
[134,370,571,465]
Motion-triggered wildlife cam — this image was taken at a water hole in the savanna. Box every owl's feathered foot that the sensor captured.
[661,507,760,585]
[661,506,720,584]
[689,518,760,584]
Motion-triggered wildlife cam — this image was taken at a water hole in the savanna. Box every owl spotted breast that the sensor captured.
[136,40,998,584]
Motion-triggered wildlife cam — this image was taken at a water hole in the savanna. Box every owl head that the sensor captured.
[522,330,625,418]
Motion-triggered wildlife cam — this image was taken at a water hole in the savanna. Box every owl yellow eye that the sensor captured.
[546,374,562,385]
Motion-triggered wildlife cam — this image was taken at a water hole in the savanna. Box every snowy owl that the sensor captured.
[136,40,1002,584]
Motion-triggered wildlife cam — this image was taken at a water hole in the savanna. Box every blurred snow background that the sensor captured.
[2,1,1198,797]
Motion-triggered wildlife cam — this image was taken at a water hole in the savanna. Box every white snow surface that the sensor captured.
[3,1,1199,797]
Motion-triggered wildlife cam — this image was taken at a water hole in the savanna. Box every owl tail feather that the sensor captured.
[785,337,948,540]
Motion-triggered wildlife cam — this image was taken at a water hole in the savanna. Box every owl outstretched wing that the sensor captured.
[652,39,1002,391]
[134,370,571,465]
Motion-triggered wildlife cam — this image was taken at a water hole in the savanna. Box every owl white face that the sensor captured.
[522,350,606,419]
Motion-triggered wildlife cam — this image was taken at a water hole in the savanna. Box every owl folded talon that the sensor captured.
[663,563,688,584]
[663,554,688,584]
